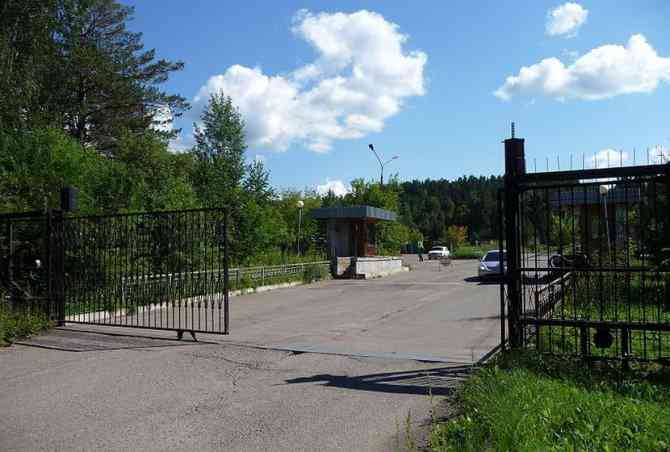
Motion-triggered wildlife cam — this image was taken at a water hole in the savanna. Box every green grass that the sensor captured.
[0,298,53,346]
[430,351,670,451]
[536,272,670,360]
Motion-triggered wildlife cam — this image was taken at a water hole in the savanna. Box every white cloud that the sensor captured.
[590,149,629,168]
[495,34,670,101]
[316,179,350,197]
[546,2,588,37]
[192,10,426,152]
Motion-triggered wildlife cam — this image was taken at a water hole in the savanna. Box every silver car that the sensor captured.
[478,250,506,278]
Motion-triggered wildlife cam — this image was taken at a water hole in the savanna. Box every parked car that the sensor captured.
[428,246,450,260]
[478,250,506,278]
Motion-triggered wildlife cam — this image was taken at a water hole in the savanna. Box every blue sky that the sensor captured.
[125,1,670,194]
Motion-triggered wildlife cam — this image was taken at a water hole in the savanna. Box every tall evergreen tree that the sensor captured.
[0,0,58,131]
[49,0,188,150]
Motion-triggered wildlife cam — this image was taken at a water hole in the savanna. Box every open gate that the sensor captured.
[500,134,670,363]
[1,208,230,338]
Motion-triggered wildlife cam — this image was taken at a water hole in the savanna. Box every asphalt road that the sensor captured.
[226,258,501,363]
[0,258,500,451]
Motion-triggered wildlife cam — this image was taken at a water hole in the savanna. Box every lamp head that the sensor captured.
[368,144,374,151]
[297,200,304,208]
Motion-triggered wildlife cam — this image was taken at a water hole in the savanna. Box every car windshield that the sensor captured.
[430,247,443,251]
[484,251,506,262]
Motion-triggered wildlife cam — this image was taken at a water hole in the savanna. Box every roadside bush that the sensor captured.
[450,245,496,259]
[0,296,52,346]
[303,263,330,284]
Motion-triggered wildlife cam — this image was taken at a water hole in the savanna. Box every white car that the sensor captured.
[428,246,450,260]
[478,250,507,278]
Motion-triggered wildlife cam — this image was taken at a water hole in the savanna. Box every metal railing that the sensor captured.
[120,260,331,304]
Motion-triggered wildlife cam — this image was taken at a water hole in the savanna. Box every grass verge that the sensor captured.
[430,350,670,451]
[0,299,53,346]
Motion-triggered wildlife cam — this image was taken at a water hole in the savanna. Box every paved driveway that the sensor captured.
[226,258,501,363]
[0,258,500,451]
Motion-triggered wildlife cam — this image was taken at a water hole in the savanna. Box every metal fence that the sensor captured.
[2,208,231,337]
[502,136,670,362]
[0,211,53,319]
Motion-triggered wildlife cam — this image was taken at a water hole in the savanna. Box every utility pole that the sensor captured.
[368,144,398,186]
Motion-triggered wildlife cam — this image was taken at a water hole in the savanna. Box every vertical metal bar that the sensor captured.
[652,179,660,359]
[52,210,65,326]
[6,219,13,287]
[580,324,588,358]
[224,209,230,334]
[497,189,506,348]
[45,213,52,320]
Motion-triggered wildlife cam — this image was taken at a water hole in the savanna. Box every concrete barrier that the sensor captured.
[332,256,405,279]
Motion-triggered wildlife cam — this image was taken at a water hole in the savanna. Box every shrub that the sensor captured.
[303,263,330,283]
[0,296,52,346]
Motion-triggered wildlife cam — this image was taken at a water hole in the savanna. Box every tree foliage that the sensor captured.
[0,0,502,265]
[0,0,187,151]
[193,93,246,207]
[399,176,502,248]
[446,225,468,250]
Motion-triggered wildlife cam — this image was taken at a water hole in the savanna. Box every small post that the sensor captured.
[504,125,525,348]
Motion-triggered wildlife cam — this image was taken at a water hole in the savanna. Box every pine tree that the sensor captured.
[48,0,188,150]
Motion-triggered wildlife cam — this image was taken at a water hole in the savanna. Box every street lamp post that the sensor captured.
[368,144,398,186]
[297,200,304,256]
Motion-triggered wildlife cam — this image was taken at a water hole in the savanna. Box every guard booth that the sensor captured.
[311,206,403,278]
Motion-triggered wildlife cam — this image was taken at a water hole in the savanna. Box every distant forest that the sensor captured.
[399,176,503,247]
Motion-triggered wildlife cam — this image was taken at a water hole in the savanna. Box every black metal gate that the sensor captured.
[501,136,670,362]
[1,208,230,337]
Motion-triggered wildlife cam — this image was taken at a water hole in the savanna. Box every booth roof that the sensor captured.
[311,205,397,221]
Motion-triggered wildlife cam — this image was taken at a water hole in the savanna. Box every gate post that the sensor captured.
[47,209,66,326]
[504,132,525,348]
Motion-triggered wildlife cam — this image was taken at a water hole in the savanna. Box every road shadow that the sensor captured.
[15,328,212,352]
[463,276,501,285]
[285,365,472,396]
